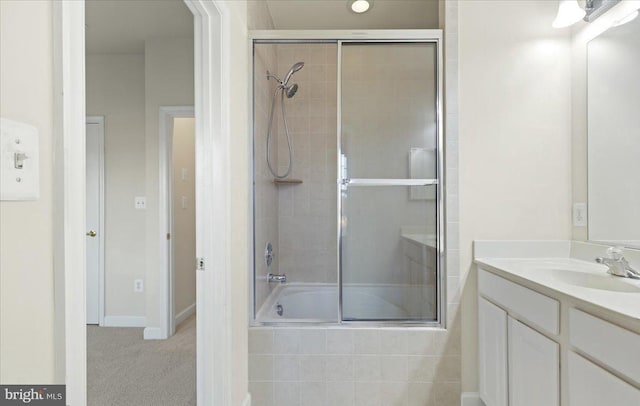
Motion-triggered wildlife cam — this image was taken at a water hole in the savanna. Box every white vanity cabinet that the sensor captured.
[478,265,640,406]
[478,269,560,406]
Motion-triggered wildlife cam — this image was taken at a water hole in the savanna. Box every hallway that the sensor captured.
[87,315,196,406]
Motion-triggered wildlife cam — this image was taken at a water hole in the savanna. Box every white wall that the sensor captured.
[458,0,573,393]
[86,54,146,318]
[172,117,196,318]
[0,0,56,383]
[143,37,194,331]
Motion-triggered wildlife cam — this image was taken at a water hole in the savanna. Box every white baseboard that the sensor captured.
[461,392,483,406]
[143,327,163,340]
[242,393,251,406]
[175,302,196,327]
[102,315,146,327]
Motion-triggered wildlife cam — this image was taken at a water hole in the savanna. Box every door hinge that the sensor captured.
[167,233,171,240]
[197,257,205,270]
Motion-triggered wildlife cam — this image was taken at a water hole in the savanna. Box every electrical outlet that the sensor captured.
[134,196,146,210]
[134,279,144,292]
[182,196,187,209]
[573,203,587,227]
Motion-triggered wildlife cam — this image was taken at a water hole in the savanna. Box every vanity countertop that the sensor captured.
[475,257,640,322]
[401,233,437,249]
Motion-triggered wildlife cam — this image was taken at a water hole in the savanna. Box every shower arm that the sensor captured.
[266,71,283,84]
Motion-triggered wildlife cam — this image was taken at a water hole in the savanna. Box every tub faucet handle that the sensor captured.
[268,273,287,283]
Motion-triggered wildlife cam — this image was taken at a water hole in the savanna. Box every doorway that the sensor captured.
[85,116,104,325]
[159,107,196,338]
[55,0,235,403]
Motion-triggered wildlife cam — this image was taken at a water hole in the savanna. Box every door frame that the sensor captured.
[85,115,105,326]
[53,1,233,404]
[158,106,195,340]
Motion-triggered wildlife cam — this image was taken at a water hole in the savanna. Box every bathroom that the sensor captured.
[1,0,639,405]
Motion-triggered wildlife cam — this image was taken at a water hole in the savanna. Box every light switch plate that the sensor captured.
[1,118,40,200]
[573,203,588,227]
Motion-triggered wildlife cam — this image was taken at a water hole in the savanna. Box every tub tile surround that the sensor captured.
[249,325,461,406]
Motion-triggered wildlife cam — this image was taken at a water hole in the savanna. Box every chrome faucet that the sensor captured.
[268,273,287,283]
[596,247,640,280]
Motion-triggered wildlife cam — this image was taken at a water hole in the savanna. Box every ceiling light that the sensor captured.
[612,9,639,27]
[349,0,372,14]
[552,0,586,28]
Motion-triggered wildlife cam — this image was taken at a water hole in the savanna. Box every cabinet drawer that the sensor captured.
[478,269,559,336]
[570,308,640,383]
[568,351,640,406]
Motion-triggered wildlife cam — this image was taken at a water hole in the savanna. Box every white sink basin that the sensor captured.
[551,269,640,293]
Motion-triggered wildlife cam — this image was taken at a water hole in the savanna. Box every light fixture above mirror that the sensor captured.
[349,0,373,14]
[552,0,626,28]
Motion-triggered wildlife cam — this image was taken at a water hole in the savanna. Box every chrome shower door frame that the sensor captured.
[249,30,445,328]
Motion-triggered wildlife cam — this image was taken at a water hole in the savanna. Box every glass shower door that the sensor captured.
[339,42,442,322]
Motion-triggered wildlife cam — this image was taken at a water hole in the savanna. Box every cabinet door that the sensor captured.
[568,351,640,406]
[478,297,508,406]
[508,317,559,406]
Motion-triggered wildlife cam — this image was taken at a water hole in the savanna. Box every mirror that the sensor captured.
[587,14,640,248]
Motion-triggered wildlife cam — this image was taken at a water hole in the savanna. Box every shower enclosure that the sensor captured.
[251,31,444,326]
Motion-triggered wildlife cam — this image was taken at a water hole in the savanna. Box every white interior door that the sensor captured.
[86,117,103,324]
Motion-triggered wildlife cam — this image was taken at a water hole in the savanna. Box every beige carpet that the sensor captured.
[87,315,196,406]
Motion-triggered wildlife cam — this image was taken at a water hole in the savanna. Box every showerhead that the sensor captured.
[282,61,304,85]
[285,83,298,98]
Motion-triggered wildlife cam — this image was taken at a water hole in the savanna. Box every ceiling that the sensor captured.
[85,0,439,54]
[265,0,439,30]
[85,0,193,54]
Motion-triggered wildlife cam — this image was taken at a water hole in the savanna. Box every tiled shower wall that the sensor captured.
[276,44,338,284]
[254,43,280,312]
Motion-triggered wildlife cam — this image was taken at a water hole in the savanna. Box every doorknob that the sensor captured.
[86,230,97,237]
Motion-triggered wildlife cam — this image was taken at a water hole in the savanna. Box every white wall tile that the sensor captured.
[274,381,299,406]
[273,329,300,354]
[299,329,327,354]
[326,381,355,406]
[299,355,326,381]
[380,355,409,381]
[325,355,354,381]
[380,381,409,406]
[353,355,381,382]
[299,381,327,406]
[249,329,274,354]
[355,381,381,406]
[326,329,354,354]
[353,330,381,354]
[273,354,299,381]
[379,330,408,355]
[249,354,274,381]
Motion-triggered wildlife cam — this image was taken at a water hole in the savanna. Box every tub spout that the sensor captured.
[268,273,287,283]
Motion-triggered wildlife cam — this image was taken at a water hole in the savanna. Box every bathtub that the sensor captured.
[255,283,436,323]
